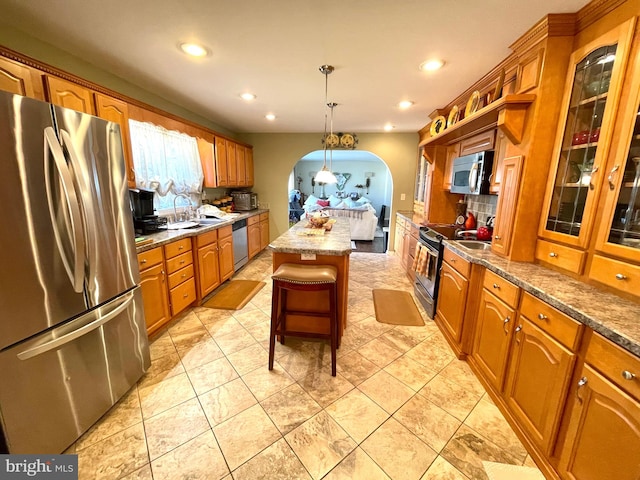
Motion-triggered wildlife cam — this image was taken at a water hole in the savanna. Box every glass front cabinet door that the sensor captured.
[539,20,635,249]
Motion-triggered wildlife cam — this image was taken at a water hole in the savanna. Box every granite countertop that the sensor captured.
[135,209,268,253]
[445,240,640,357]
[268,217,352,256]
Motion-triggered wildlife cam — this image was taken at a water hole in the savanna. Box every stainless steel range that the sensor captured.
[414,225,457,318]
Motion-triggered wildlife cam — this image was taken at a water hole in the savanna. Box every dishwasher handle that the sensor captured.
[232,218,247,231]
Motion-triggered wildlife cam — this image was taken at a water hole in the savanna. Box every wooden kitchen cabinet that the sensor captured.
[137,247,171,336]
[247,214,261,259]
[245,147,254,186]
[215,136,229,186]
[394,214,406,257]
[164,238,196,316]
[458,130,495,157]
[443,143,460,191]
[0,56,43,99]
[44,75,95,114]
[236,144,246,187]
[489,129,508,194]
[198,135,217,188]
[94,93,136,187]
[558,333,640,480]
[196,230,221,299]
[226,140,237,186]
[218,225,234,283]
[260,212,270,250]
[492,155,523,257]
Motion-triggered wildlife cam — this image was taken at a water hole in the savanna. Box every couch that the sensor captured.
[303,194,378,241]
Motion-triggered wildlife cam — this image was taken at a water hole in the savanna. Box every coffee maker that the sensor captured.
[129,189,167,234]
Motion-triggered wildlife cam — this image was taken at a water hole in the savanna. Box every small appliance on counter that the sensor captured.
[129,188,167,234]
[231,191,258,211]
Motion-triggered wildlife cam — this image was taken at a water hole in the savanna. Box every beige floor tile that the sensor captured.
[393,324,439,343]
[234,308,271,327]
[144,397,210,460]
[298,368,355,407]
[176,337,225,371]
[285,411,357,480]
[138,372,195,419]
[231,437,311,480]
[199,377,257,427]
[523,454,539,468]
[186,356,238,395]
[245,319,271,345]
[226,343,268,375]
[384,355,438,391]
[324,447,391,480]
[441,425,523,480]
[361,417,438,480]
[325,389,389,443]
[75,386,141,451]
[482,461,546,480]
[347,307,371,323]
[358,370,415,414]
[137,351,184,388]
[339,323,375,351]
[278,346,333,380]
[119,463,153,480]
[420,375,483,422]
[355,315,396,337]
[336,350,381,385]
[150,430,229,480]
[394,394,462,453]
[203,315,244,338]
[379,328,422,353]
[464,399,528,463]
[405,340,455,372]
[260,383,322,434]
[213,404,281,470]
[147,330,176,361]
[439,360,487,397]
[242,362,295,401]
[214,327,259,355]
[358,337,403,368]
[77,422,148,480]
[420,456,468,480]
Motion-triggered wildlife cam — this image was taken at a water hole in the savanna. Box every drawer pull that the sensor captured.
[494,235,501,240]
[537,313,548,321]
[608,164,620,190]
[576,377,588,403]
[503,316,510,334]
[615,273,627,281]
[180,260,185,264]
[589,166,599,190]
[183,293,188,298]
[549,252,558,258]
[493,283,500,289]
[181,273,186,278]
[179,245,184,250]
[622,370,636,381]
[141,259,147,264]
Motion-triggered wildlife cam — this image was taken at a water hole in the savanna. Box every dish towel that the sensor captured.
[412,244,429,276]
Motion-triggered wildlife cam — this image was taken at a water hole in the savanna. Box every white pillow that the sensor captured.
[333,201,348,209]
[304,203,323,213]
[304,194,319,206]
[356,196,371,205]
[328,194,342,207]
[343,198,359,208]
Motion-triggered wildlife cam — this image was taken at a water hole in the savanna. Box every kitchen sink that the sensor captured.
[456,240,492,251]
[166,221,201,230]
[198,217,229,225]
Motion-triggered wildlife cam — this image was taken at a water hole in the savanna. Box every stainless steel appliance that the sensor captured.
[232,218,249,270]
[0,91,150,453]
[414,225,457,318]
[450,151,494,195]
[129,188,167,234]
[231,191,258,211]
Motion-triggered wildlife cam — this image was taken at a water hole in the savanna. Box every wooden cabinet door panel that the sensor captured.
[44,75,95,114]
[436,261,469,343]
[472,289,515,391]
[198,243,220,298]
[236,144,246,187]
[218,234,234,282]
[226,141,237,186]
[260,218,270,250]
[139,263,170,334]
[248,223,261,259]
[245,147,254,186]
[559,364,640,480]
[505,318,575,454]
[492,155,523,257]
[198,137,217,188]
[443,144,459,190]
[215,137,228,186]
[0,57,39,98]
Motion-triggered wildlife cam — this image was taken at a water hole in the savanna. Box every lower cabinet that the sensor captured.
[217,225,234,283]
[196,230,221,298]
[259,212,270,250]
[247,214,261,259]
[137,247,170,336]
[165,238,196,317]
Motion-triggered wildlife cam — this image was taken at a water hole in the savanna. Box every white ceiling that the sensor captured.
[0,0,589,134]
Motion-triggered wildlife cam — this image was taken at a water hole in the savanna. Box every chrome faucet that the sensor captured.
[173,193,193,222]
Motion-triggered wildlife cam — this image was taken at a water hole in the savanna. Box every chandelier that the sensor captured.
[314,65,338,184]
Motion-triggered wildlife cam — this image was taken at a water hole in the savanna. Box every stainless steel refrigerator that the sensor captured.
[0,90,150,453]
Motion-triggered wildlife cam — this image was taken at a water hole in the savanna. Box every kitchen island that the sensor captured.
[269,218,352,339]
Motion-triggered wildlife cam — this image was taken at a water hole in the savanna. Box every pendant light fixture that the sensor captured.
[314,65,338,185]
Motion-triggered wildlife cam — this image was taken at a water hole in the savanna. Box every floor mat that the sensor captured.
[373,289,424,326]
[202,280,266,310]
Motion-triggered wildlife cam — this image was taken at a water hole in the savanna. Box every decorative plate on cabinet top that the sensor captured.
[465,90,481,117]
[430,116,446,136]
[447,105,460,128]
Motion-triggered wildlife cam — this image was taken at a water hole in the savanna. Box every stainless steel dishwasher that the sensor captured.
[232,218,249,271]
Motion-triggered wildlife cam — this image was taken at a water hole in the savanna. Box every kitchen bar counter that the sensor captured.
[269,218,351,339]
[135,209,269,253]
[445,240,640,357]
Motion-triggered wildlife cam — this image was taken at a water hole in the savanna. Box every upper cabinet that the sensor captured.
[539,20,635,251]
[0,56,43,100]
[44,75,95,115]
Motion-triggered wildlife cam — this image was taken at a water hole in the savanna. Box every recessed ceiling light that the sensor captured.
[398,100,414,109]
[240,93,257,101]
[420,59,445,72]
[179,43,209,57]
[384,124,394,132]
[265,114,276,121]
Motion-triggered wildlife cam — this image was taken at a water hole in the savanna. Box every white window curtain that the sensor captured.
[128,119,204,211]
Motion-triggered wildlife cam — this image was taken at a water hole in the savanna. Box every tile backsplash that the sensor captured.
[465,194,497,226]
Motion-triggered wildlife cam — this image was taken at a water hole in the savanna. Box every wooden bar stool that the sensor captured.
[269,263,339,376]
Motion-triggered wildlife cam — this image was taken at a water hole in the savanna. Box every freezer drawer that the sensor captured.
[0,287,150,453]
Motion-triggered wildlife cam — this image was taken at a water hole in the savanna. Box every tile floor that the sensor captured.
[70,251,543,480]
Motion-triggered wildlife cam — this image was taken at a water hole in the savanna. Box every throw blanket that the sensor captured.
[323,208,365,220]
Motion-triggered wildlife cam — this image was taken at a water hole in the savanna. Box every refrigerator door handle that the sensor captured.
[43,126,85,293]
[16,290,136,361]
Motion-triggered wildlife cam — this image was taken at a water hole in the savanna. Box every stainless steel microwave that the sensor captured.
[450,151,494,195]
[231,191,258,210]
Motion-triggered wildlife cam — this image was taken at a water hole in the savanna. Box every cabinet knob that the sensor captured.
[179,245,184,250]
[622,370,636,381]
[615,273,627,281]
[549,252,558,258]
[515,325,522,333]
[493,283,500,289]
[494,235,501,240]
[141,259,147,264]
[537,313,548,321]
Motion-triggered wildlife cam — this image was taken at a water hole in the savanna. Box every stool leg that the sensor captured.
[329,283,337,377]
[280,289,287,345]
[268,282,279,370]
